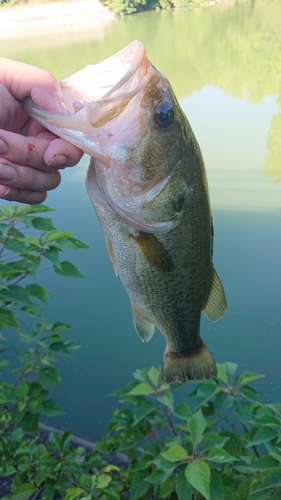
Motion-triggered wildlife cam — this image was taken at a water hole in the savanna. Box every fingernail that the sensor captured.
[48,154,67,167]
[0,164,17,182]
[0,139,8,155]
[0,185,13,196]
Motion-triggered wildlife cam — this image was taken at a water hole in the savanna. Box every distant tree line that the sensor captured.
[0,0,210,9]
[100,0,209,15]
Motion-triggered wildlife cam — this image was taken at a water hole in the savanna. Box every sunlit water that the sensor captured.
[2,0,281,440]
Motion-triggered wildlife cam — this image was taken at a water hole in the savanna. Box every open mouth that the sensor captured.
[23,41,152,157]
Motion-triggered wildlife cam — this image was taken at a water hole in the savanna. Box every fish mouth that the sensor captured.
[24,40,153,160]
[24,41,179,234]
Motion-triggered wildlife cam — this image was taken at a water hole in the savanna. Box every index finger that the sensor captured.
[0,57,64,113]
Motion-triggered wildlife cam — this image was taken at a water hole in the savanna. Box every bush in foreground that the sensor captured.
[0,205,281,499]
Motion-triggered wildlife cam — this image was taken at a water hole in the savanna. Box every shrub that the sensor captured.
[1,204,281,499]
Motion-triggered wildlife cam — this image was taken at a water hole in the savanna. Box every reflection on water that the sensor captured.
[2,0,281,439]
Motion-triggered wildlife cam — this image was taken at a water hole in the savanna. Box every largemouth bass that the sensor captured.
[24,40,227,383]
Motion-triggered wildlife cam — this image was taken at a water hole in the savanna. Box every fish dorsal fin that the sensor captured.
[105,235,118,277]
[203,268,227,322]
[131,302,155,342]
[130,231,174,272]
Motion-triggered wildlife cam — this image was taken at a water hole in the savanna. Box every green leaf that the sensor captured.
[271,491,281,500]
[0,308,18,330]
[188,409,206,445]
[46,230,74,242]
[216,363,228,384]
[213,391,234,416]
[207,447,237,463]
[49,341,72,354]
[21,411,38,433]
[96,473,111,489]
[243,455,279,471]
[133,398,155,426]
[18,236,41,246]
[15,381,29,398]
[0,285,33,306]
[255,467,281,491]
[31,216,55,230]
[158,477,175,499]
[157,390,174,412]
[128,383,155,396]
[130,471,151,500]
[194,381,218,409]
[224,361,238,379]
[38,367,61,386]
[0,384,15,404]
[209,471,225,500]
[146,469,174,484]
[185,461,210,500]
[147,366,160,386]
[266,444,281,462]
[62,236,89,249]
[10,483,37,500]
[223,432,244,458]
[175,471,194,500]
[234,401,253,428]
[174,401,193,420]
[237,479,252,500]
[23,204,54,214]
[54,261,83,278]
[43,246,61,268]
[10,427,24,444]
[0,205,13,218]
[161,445,188,462]
[203,432,230,451]
[51,321,71,332]
[6,237,27,252]
[38,399,64,417]
[25,284,48,303]
[49,430,72,454]
[236,371,265,387]
[64,487,85,500]
[247,426,277,446]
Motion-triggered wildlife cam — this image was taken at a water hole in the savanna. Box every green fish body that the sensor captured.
[24,40,227,383]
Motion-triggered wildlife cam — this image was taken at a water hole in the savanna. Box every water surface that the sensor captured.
[2,0,281,439]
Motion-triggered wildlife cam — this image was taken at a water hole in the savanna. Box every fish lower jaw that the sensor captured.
[162,343,217,384]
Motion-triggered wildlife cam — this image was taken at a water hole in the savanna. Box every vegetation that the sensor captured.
[99,0,211,17]
[1,205,281,499]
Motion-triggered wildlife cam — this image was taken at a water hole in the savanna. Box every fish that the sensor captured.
[24,40,227,384]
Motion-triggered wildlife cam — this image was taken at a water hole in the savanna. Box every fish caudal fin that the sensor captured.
[162,344,217,383]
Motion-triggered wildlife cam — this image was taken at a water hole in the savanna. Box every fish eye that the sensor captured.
[154,103,174,128]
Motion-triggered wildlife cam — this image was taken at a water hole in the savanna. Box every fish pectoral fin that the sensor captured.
[203,268,227,322]
[105,235,118,277]
[130,231,174,272]
[131,302,155,342]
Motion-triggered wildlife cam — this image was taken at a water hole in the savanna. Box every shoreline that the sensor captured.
[0,0,115,39]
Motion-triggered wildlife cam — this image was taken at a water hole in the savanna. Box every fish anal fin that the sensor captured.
[105,235,118,277]
[130,231,174,272]
[131,302,155,342]
[162,343,217,383]
[203,268,227,322]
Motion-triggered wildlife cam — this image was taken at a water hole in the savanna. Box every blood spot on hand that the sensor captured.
[28,143,35,151]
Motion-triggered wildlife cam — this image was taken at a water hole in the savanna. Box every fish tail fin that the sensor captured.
[162,343,217,384]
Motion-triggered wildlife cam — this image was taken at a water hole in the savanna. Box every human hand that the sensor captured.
[0,58,83,204]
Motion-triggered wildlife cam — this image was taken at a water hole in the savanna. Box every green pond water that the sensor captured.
[2,0,281,440]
